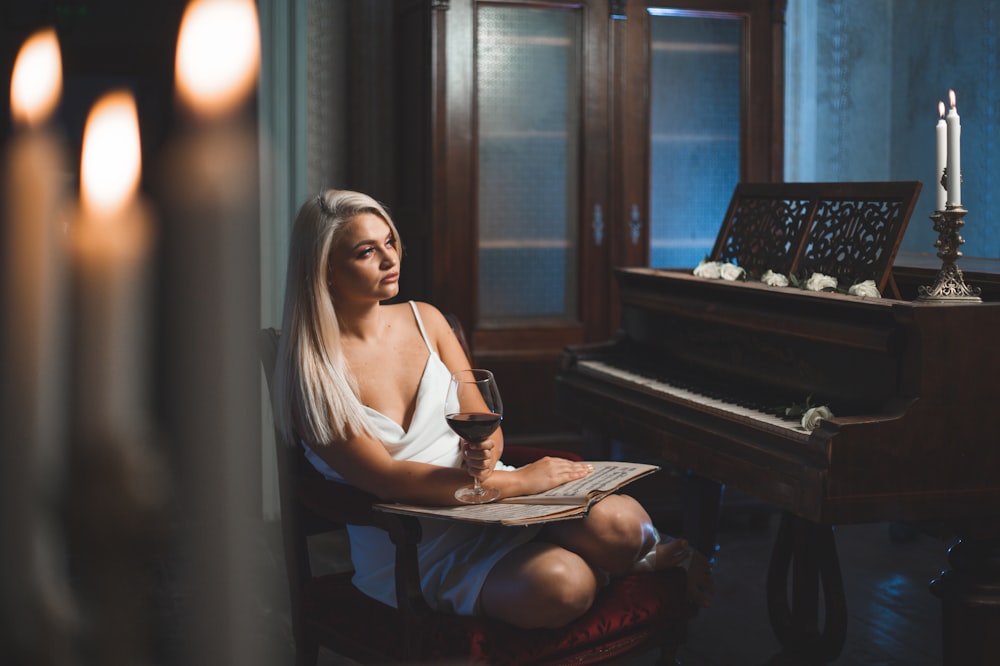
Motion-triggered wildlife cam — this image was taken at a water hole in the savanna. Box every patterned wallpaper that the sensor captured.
[785,0,998,263]
[305,0,348,196]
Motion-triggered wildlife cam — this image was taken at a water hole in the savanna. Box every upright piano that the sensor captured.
[555,182,1000,663]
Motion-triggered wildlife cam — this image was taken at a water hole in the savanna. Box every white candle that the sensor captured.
[935,101,947,211]
[2,29,67,450]
[71,90,153,437]
[0,27,73,654]
[163,2,261,663]
[946,89,961,207]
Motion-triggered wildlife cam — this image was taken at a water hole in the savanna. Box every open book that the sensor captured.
[374,461,660,526]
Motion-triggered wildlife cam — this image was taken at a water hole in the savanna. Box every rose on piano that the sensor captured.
[784,395,835,432]
[693,261,882,299]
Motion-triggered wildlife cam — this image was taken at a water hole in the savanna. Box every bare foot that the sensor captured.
[653,537,693,569]
[646,537,715,606]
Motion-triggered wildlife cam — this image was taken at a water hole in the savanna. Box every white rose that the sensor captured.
[804,272,838,292]
[848,280,881,299]
[761,270,789,287]
[719,263,746,281]
[693,260,722,279]
[801,405,833,432]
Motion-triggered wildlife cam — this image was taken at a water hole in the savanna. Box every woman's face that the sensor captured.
[327,212,400,304]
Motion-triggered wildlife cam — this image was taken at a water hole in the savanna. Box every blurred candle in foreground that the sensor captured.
[935,101,947,212]
[70,89,166,666]
[71,90,153,436]
[3,28,66,456]
[175,0,260,120]
[946,89,961,207]
[0,27,74,660]
[163,1,262,664]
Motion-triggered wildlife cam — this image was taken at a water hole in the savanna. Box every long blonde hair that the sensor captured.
[273,189,402,447]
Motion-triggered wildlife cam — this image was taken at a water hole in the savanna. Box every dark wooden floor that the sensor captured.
[671,515,947,666]
[276,511,949,666]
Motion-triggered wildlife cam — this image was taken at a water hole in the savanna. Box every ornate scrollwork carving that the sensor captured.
[918,208,982,302]
[716,197,811,279]
[709,182,920,293]
[798,198,906,286]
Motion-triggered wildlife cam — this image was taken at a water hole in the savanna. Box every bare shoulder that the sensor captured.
[380,301,448,340]
[410,300,450,333]
[411,302,470,368]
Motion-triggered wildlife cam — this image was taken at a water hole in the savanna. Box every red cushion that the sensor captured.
[302,567,689,664]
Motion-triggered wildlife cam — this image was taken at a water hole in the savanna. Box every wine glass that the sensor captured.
[445,369,503,503]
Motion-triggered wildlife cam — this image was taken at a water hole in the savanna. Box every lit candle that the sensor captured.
[163,0,260,457]
[946,89,961,207]
[2,28,67,441]
[0,27,73,655]
[162,2,261,662]
[71,90,153,436]
[935,101,947,211]
[174,0,260,120]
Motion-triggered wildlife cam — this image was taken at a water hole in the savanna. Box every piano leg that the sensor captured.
[681,472,722,561]
[930,530,1000,665]
[765,512,847,664]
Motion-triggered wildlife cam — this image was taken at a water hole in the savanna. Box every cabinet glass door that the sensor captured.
[477,4,580,321]
[648,10,742,268]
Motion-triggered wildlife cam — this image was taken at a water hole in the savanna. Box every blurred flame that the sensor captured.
[175,0,260,117]
[80,91,142,216]
[949,89,957,109]
[10,28,62,127]
[938,101,945,118]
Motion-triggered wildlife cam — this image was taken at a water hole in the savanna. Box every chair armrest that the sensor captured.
[294,455,431,616]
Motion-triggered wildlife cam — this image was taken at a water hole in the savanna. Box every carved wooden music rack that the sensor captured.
[710,181,922,298]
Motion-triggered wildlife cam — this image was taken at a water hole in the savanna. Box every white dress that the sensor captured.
[303,301,541,615]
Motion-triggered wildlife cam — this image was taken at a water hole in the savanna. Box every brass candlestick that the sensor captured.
[917,204,982,302]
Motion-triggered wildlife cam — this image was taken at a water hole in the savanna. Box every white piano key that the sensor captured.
[576,359,811,440]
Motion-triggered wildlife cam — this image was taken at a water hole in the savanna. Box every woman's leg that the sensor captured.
[540,494,715,606]
[479,541,599,629]
[539,494,665,575]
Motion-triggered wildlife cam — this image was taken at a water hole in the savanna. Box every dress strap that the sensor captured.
[408,301,434,353]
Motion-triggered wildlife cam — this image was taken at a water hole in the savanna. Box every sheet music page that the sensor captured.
[378,500,585,525]
[374,461,659,525]
[500,461,659,504]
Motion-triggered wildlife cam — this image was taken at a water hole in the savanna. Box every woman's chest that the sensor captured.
[348,337,430,430]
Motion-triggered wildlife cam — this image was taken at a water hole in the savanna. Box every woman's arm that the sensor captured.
[311,426,593,505]
[415,303,594,500]
[418,303,505,473]
[309,303,593,505]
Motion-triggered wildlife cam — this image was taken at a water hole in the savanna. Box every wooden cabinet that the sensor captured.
[613,0,785,323]
[347,0,784,447]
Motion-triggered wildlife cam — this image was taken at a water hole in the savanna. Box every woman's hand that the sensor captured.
[461,436,498,482]
[513,456,594,496]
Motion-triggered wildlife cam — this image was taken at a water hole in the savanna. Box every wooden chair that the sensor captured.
[259,325,693,665]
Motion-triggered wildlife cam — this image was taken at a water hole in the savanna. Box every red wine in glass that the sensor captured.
[445,370,503,503]
[445,413,502,442]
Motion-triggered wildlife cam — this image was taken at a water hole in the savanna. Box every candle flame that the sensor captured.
[938,101,945,118]
[80,91,142,216]
[175,0,260,118]
[10,28,62,127]
[949,89,957,109]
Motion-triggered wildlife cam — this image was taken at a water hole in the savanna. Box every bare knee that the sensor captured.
[569,495,653,575]
[531,557,597,628]
[480,545,597,629]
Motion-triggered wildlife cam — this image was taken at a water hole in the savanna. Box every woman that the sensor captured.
[273,189,713,629]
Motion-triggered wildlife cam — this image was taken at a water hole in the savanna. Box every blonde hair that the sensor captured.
[273,189,402,447]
